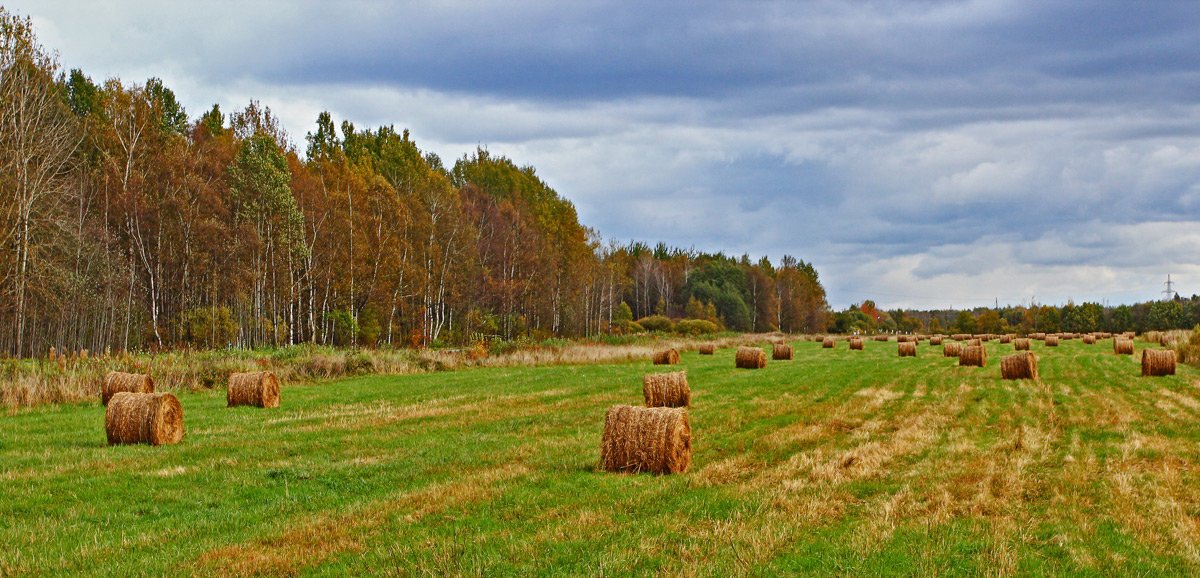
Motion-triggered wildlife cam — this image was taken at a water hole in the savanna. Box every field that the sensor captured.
[4,337,1200,576]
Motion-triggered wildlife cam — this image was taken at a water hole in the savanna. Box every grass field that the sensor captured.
[4,337,1200,576]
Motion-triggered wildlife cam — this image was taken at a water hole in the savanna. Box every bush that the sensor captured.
[636,315,675,333]
[608,320,646,335]
[179,306,238,348]
[674,319,720,335]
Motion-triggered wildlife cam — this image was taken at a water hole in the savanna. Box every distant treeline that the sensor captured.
[0,9,829,356]
[833,298,1200,335]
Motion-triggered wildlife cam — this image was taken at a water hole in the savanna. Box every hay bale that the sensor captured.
[1001,352,1038,380]
[1013,338,1031,351]
[652,349,680,365]
[105,392,184,446]
[698,344,716,355]
[772,343,793,360]
[959,345,986,367]
[929,335,944,346]
[999,334,1012,344]
[735,346,767,369]
[102,371,154,405]
[227,371,281,408]
[849,337,864,350]
[1114,338,1134,355]
[898,342,917,357]
[967,338,982,347]
[1083,334,1096,345]
[1031,333,1046,341]
[643,371,690,408]
[1045,335,1059,347]
[943,342,962,357]
[822,336,836,348]
[1141,349,1177,377]
[600,404,691,474]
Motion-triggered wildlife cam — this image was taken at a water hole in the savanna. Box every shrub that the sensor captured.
[179,306,239,348]
[636,315,675,333]
[674,319,720,335]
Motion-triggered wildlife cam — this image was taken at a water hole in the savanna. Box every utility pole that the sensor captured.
[1163,274,1176,301]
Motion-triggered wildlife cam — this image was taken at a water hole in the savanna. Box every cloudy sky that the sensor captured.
[13,0,1200,309]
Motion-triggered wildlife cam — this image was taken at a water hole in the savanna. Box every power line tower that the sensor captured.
[1163,274,1176,301]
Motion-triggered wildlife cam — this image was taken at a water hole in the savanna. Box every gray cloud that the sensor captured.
[13,0,1200,308]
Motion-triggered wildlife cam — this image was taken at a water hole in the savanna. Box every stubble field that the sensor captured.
[3,336,1199,576]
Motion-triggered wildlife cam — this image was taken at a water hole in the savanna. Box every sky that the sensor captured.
[12,0,1200,310]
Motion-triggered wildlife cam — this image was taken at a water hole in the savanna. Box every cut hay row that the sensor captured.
[102,371,154,405]
[772,343,793,360]
[1142,349,1177,376]
[898,342,917,357]
[735,347,767,369]
[1001,352,1038,380]
[227,371,281,408]
[600,405,691,474]
[652,349,680,365]
[643,371,690,408]
[959,345,986,367]
[104,392,184,446]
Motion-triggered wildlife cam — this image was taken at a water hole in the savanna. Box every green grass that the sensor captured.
[4,338,1200,576]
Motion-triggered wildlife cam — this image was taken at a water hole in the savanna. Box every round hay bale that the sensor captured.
[959,345,986,367]
[735,346,767,369]
[599,404,691,474]
[967,338,982,347]
[102,371,154,405]
[1031,333,1046,341]
[1083,334,1096,345]
[105,392,184,446]
[1001,352,1038,380]
[999,334,1012,344]
[1141,349,1176,377]
[643,371,690,408]
[1045,335,1059,347]
[652,349,680,365]
[1013,338,1031,351]
[898,342,917,357]
[822,336,836,348]
[698,344,716,355]
[1114,338,1134,355]
[227,371,281,408]
[943,342,962,357]
[929,335,944,346]
[849,337,864,350]
[772,343,793,360]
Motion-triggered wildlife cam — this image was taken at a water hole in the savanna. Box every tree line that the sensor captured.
[0,10,830,357]
[833,297,1200,335]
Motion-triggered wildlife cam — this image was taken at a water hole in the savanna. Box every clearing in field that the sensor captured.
[3,337,1200,575]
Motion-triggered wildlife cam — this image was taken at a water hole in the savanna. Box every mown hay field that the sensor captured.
[4,337,1200,575]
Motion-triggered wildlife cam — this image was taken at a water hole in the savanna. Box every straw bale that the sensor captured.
[959,345,986,367]
[1114,339,1134,355]
[735,346,767,369]
[929,335,944,346]
[652,349,680,365]
[1045,335,1059,347]
[1013,338,1031,351]
[898,342,917,357]
[1083,334,1096,345]
[1141,349,1177,377]
[643,371,690,408]
[943,342,962,357]
[698,344,716,355]
[105,392,184,446]
[822,336,836,348]
[600,405,691,474]
[849,337,864,350]
[227,371,281,408]
[102,371,154,405]
[772,343,793,360]
[1001,352,1038,380]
